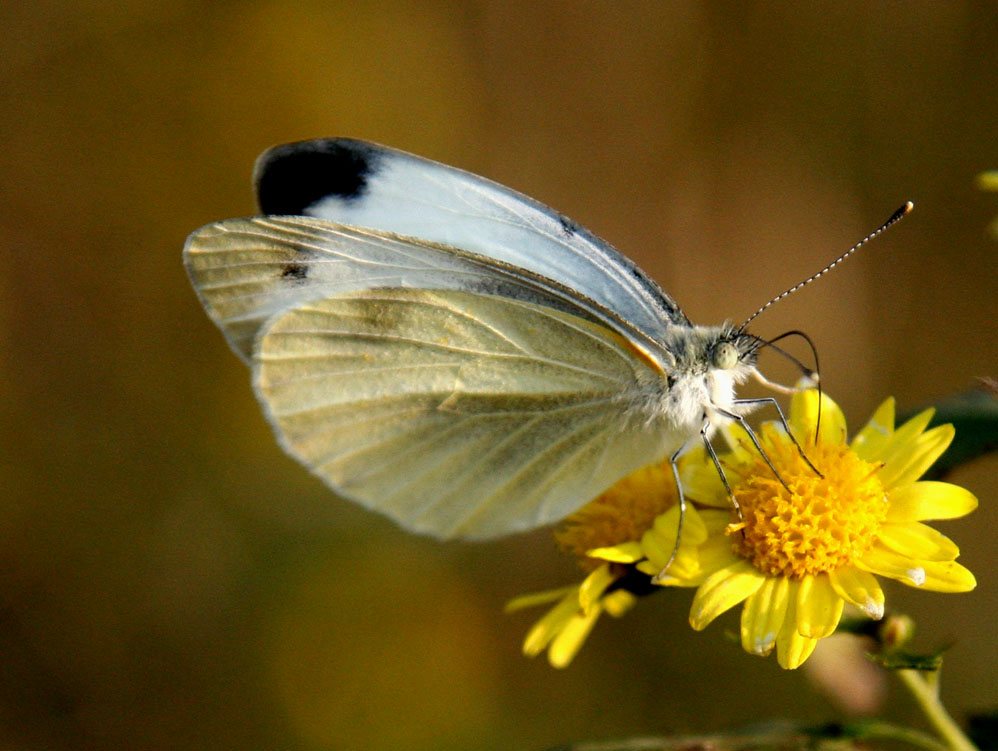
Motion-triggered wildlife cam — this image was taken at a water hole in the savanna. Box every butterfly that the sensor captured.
[184,138,910,546]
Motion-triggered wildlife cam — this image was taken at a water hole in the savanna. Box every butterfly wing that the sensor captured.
[254,286,671,539]
[254,138,690,341]
[184,140,696,539]
[184,215,671,367]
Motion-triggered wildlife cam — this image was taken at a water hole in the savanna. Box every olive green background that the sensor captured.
[2,3,996,750]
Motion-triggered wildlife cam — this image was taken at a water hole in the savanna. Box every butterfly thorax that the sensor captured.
[625,324,757,443]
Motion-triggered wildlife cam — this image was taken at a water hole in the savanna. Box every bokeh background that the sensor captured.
[2,3,997,750]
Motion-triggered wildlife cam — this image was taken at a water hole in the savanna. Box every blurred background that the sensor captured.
[2,2,996,750]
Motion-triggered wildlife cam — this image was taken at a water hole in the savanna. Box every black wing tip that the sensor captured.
[253,138,382,215]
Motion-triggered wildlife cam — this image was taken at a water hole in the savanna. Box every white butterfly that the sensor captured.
[184,138,909,544]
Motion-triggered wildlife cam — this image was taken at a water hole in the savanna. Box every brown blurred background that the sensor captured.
[2,2,997,750]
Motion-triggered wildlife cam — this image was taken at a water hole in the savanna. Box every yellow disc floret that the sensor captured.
[730,425,888,579]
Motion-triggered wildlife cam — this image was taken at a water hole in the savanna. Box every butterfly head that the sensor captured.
[704,328,762,409]
[709,329,760,374]
[653,325,760,430]
[661,325,760,390]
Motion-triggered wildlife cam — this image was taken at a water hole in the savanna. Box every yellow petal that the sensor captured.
[645,545,702,585]
[740,576,789,656]
[914,560,977,593]
[578,563,616,613]
[859,546,976,592]
[877,424,954,489]
[602,589,637,617]
[652,504,708,546]
[548,607,602,668]
[653,530,741,586]
[505,586,576,613]
[796,574,844,639]
[874,408,934,466]
[682,458,730,507]
[689,560,765,631]
[641,506,707,571]
[700,509,735,534]
[776,579,818,669]
[855,544,930,587]
[720,421,758,465]
[828,565,885,619]
[641,528,675,572]
[640,505,679,568]
[887,481,979,522]
[877,522,960,562]
[778,632,818,669]
[694,533,742,575]
[680,505,710,546]
[790,389,847,447]
[522,590,580,656]
[588,541,644,563]
[636,561,658,577]
[851,397,895,461]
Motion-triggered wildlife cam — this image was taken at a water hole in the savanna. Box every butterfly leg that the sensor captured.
[652,417,743,584]
[732,397,823,478]
[651,439,691,584]
[699,419,741,521]
[714,407,793,493]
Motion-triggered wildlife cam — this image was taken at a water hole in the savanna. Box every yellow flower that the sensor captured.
[675,390,977,669]
[507,458,709,668]
[504,572,640,669]
[509,390,978,670]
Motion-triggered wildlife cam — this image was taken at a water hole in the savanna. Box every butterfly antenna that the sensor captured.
[736,201,914,334]
[745,331,820,383]
[766,330,823,440]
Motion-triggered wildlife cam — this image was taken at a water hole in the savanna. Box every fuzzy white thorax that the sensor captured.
[624,324,757,454]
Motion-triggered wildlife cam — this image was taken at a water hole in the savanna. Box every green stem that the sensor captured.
[850,720,949,751]
[896,669,977,751]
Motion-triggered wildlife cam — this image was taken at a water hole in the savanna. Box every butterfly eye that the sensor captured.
[712,342,738,370]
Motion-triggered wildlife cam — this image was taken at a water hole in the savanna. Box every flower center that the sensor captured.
[555,463,676,571]
[730,428,887,579]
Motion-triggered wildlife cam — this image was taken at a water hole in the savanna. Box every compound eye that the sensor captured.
[712,342,738,370]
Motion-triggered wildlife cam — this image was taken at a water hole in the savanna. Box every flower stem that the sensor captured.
[851,720,949,751]
[896,669,977,751]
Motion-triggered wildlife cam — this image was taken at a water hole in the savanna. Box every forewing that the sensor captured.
[184,216,671,366]
[253,138,690,340]
[254,288,669,539]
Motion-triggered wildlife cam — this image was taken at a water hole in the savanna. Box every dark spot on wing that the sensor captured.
[281,263,308,280]
[255,139,381,215]
[558,214,580,237]
[627,263,692,327]
[466,276,542,302]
